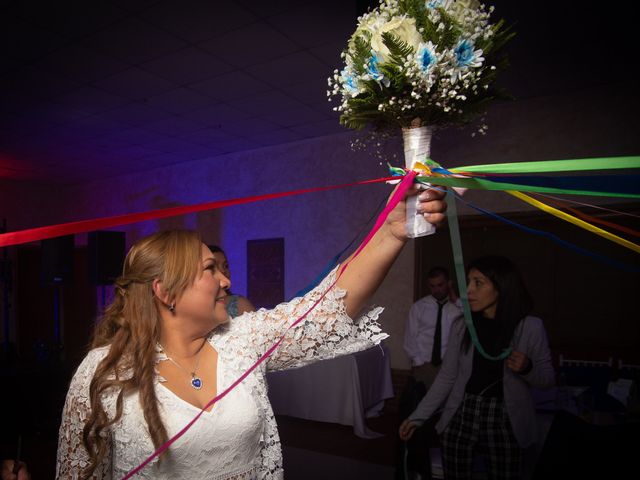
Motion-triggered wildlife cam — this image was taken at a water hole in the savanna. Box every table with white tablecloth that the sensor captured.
[266,344,394,438]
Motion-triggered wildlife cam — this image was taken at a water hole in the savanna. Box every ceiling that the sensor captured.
[0,0,636,185]
[0,0,359,184]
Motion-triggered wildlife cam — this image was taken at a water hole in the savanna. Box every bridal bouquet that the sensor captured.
[328,0,513,237]
[328,0,513,133]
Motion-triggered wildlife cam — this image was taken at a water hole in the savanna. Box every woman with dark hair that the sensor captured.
[208,245,256,317]
[399,255,554,479]
[55,187,448,479]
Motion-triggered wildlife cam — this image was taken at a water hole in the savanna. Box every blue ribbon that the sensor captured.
[452,191,640,273]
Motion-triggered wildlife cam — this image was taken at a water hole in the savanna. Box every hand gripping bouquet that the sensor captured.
[329,0,513,237]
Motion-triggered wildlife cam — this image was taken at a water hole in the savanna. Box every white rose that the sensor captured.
[348,11,387,54]
[447,0,481,23]
[440,0,480,10]
[370,16,422,62]
[456,0,481,10]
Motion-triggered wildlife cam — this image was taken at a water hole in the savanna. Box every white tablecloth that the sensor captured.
[267,345,394,438]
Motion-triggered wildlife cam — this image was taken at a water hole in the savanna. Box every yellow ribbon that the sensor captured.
[506,190,640,254]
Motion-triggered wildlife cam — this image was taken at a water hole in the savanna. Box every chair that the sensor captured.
[610,359,639,408]
[618,359,640,381]
[558,355,613,393]
[557,355,623,414]
[558,355,613,366]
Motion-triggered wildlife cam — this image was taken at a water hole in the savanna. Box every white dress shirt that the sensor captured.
[404,295,463,367]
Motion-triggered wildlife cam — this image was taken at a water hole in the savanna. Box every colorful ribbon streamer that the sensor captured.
[533,193,640,219]
[486,174,640,197]
[528,193,640,238]
[0,155,633,476]
[0,177,396,248]
[506,191,640,253]
[446,190,512,361]
[0,155,634,477]
[415,175,640,199]
[449,190,640,274]
[3,157,638,248]
[450,156,640,174]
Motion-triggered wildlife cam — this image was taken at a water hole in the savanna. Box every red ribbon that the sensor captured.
[121,171,417,478]
[0,176,398,248]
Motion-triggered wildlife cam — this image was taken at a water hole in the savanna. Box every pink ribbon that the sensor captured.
[122,171,417,478]
[0,177,397,248]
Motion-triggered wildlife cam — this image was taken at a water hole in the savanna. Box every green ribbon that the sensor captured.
[391,156,640,197]
[452,156,640,174]
[416,176,640,199]
[409,155,640,360]
[446,191,512,361]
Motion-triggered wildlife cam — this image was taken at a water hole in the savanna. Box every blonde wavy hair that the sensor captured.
[81,229,203,478]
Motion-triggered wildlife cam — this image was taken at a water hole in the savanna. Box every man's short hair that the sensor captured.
[427,266,449,280]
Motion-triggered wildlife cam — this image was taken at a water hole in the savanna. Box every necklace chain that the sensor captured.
[160,339,207,390]
[166,353,202,376]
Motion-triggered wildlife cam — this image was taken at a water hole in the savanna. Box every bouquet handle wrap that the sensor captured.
[402,125,435,238]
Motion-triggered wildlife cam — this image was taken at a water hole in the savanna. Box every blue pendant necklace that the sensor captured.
[161,341,206,390]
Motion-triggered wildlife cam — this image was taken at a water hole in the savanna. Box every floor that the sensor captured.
[275,408,408,480]
[276,409,401,468]
[282,446,396,480]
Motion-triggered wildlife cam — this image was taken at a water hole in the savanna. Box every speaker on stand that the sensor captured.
[1,218,14,362]
[40,234,75,362]
[88,231,126,310]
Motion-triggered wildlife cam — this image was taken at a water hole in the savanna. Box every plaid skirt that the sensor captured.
[441,393,522,480]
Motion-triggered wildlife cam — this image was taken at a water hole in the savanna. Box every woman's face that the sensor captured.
[175,244,231,330]
[212,251,231,282]
[466,268,499,318]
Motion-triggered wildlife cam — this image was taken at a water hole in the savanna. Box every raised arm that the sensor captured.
[336,186,446,317]
[228,185,447,372]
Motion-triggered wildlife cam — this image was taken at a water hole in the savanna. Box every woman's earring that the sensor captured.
[169,301,176,313]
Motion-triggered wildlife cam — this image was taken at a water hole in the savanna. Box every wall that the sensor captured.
[433,80,640,216]
[0,179,63,231]
[58,131,417,369]
[0,179,65,345]
[3,81,638,368]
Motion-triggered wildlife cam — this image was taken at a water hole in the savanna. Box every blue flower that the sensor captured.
[367,54,390,87]
[417,43,437,72]
[450,38,484,83]
[426,0,443,9]
[454,39,481,68]
[341,67,360,96]
[367,54,383,80]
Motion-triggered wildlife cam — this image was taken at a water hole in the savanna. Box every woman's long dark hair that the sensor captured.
[462,256,533,352]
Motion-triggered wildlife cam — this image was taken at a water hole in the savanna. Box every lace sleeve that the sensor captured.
[56,349,112,480]
[229,267,388,372]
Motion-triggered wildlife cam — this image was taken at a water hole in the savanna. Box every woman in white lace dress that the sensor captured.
[56,187,447,480]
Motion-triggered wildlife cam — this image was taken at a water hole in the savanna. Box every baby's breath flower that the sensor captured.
[327,0,511,132]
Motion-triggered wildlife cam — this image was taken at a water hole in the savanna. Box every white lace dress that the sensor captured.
[56,269,387,479]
